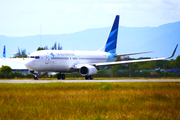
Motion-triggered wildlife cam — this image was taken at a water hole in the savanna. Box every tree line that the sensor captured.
[0,66,34,79]
[14,42,62,58]
[37,42,62,51]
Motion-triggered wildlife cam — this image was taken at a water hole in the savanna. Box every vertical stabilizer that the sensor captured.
[105,15,119,53]
[3,46,6,58]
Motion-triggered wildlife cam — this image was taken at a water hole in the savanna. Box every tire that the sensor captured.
[57,74,61,80]
[85,76,89,80]
[62,74,65,80]
[90,76,93,80]
[34,75,38,80]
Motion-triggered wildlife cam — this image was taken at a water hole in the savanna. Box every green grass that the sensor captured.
[0,82,180,119]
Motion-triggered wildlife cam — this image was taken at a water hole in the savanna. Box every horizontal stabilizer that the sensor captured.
[115,51,153,57]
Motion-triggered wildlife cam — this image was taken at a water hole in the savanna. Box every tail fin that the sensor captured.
[3,46,6,58]
[105,15,119,53]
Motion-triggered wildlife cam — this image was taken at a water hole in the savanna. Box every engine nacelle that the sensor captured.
[79,65,97,76]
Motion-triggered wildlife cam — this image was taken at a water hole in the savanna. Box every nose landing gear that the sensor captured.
[34,75,38,80]
[30,71,40,80]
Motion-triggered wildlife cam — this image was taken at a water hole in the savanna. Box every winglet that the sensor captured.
[168,44,178,59]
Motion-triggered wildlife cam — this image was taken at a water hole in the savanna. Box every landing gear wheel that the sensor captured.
[85,76,93,80]
[57,74,62,80]
[90,76,93,80]
[34,75,38,80]
[85,76,89,80]
[62,74,65,80]
[57,73,66,80]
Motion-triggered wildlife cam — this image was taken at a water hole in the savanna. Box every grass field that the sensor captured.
[0,82,180,120]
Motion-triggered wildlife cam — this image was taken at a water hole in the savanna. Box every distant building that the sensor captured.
[167,69,180,73]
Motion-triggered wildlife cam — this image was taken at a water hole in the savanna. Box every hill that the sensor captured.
[0,21,180,59]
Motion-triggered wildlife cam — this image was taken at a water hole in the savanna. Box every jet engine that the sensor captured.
[79,65,97,76]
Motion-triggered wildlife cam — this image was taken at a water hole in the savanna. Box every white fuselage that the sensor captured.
[25,50,115,72]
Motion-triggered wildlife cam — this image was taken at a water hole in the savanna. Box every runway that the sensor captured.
[0,79,180,83]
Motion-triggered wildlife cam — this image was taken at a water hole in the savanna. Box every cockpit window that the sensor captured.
[28,56,40,59]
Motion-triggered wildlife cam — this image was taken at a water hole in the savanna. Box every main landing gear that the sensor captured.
[57,73,66,80]
[85,76,93,80]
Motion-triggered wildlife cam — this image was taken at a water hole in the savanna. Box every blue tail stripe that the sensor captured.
[105,40,114,48]
[105,15,119,53]
[108,29,117,38]
[105,40,116,51]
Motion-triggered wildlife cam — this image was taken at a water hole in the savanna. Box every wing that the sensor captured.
[95,44,178,67]
[72,44,178,70]
[0,58,28,69]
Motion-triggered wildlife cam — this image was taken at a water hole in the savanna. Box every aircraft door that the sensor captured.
[45,55,50,64]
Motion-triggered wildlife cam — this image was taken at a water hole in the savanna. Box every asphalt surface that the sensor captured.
[0,79,180,83]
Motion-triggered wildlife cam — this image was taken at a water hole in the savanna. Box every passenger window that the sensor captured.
[35,56,40,59]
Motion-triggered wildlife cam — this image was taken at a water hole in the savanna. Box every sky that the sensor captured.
[0,0,180,37]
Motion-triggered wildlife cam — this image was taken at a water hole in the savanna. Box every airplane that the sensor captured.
[1,15,178,80]
[24,15,178,80]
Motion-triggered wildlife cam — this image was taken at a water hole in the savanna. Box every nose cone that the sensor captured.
[25,59,34,70]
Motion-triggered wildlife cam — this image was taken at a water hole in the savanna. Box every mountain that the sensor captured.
[0,21,180,59]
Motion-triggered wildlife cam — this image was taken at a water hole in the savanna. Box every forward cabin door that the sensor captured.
[45,55,50,64]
